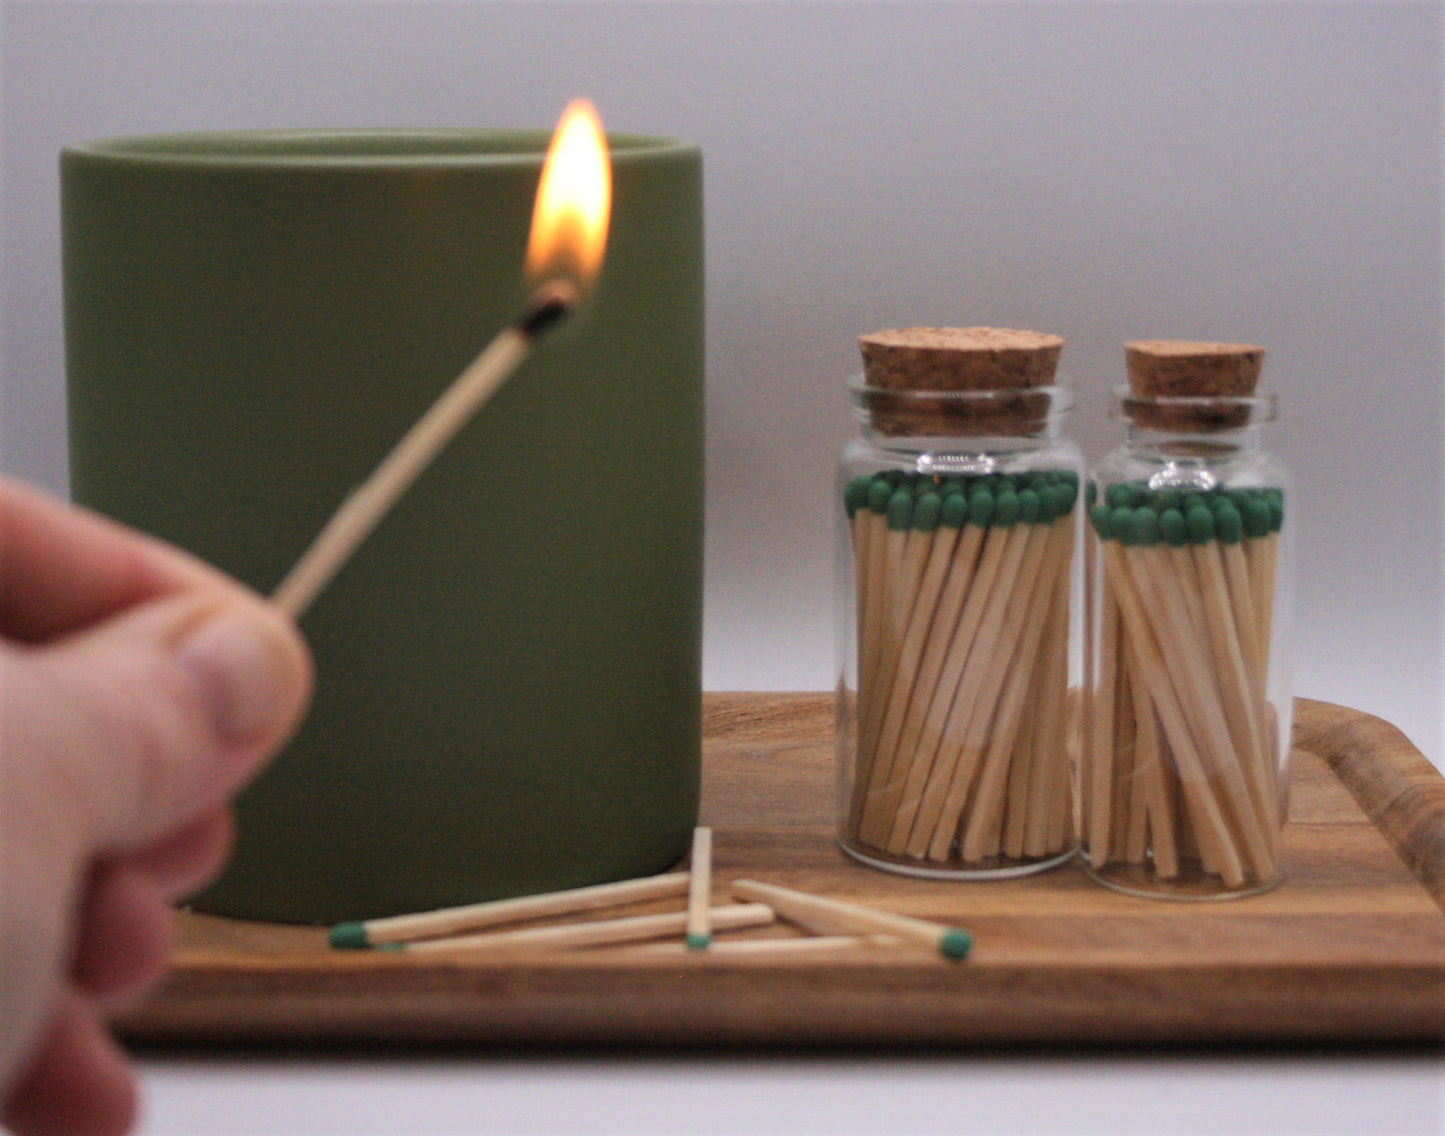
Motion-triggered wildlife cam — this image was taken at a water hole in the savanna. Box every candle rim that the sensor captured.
[62,127,695,169]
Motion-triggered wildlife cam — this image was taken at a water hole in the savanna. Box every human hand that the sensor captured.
[0,478,312,1136]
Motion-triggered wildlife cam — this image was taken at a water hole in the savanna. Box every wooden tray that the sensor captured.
[116,696,1445,1047]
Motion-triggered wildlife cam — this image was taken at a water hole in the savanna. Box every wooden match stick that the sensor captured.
[855,484,989,844]
[731,880,971,960]
[329,868,688,948]
[629,934,900,958]
[854,477,896,780]
[954,498,1074,861]
[686,826,713,950]
[904,502,1045,859]
[855,489,965,835]
[393,902,774,955]
[1100,534,1247,885]
[273,283,577,618]
[875,489,1024,853]
[1086,520,1122,868]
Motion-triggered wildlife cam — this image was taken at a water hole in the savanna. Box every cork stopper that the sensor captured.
[857,327,1064,436]
[861,327,1063,391]
[1122,340,1265,430]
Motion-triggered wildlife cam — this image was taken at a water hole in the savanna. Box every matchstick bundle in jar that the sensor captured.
[1083,341,1292,899]
[836,327,1082,877]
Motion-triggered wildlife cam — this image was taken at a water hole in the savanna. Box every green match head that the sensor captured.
[867,476,893,514]
[1159,507,1187,548]
[844,475,873,518]
[329,922,370,950]
[1085,480,1097,508]
[1109,504,1136,545]
[1017,487,1042,525]
[887,488,914,531]
[1211,495,1244,543]
[1185,504,1216,544]
[1054,477,1080,515]
[913,491,942,532]
[1153,489,1182,513]
[940,491,969,529]
[1240,491,1272,539]
[1131,505,1161,548]
[1090,502,1114,540]
[939,928,973,960]
[1051,480,1078,518]
[992,488,1021,527]
[1105,482,1142,511]
[967,487,995,527]
[685,933,712,952]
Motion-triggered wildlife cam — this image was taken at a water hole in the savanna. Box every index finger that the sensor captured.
[0,478,240,643]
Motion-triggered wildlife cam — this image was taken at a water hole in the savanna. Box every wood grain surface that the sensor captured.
[114,695,1445,1048]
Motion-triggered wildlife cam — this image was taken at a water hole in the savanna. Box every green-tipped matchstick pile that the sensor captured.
[1085,482,1284,888]
[844,469,1078,868]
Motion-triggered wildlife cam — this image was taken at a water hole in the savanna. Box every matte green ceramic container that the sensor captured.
[62,129,704,923]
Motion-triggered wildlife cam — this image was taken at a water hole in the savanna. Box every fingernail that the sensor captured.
[173,607,299,742]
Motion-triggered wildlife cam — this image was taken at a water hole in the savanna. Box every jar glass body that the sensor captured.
[836,383,1083,878]
[1082,389,1293,899]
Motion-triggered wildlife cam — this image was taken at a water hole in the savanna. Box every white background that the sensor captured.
[2,2,1442,1134]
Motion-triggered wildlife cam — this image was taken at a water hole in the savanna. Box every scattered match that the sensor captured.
[391,903,775,956]
[685,826,713,950]
[732,879,971,960]
[329,870,689,949]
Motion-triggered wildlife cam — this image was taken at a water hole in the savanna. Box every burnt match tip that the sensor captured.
[518,280,581,339]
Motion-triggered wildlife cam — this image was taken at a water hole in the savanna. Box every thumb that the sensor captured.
[7,591,312,852]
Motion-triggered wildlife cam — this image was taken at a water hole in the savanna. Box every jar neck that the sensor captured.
[1123,421,1264,460]
[852,379,1073,455]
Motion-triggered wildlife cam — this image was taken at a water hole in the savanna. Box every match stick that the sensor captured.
[953,499,1073,861]
[629,934,899,958]
[856,483,989,843]
[272,284,575,618]
[272,98,611,618]
[329,869,689,949]
[1086,521,1122,868]
[853,476,896,784]
[905,493,1045,858]
[686,826,713,950]
[731,879,971,960]
[1087,485,1286,888]
[867,491,963,784]
[393,902,775,955]
[1100,531,1247,885]
[876,487,1024,853]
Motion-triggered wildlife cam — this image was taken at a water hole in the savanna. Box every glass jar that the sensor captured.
[837,381,1083,877]
[1082,388,1292,898]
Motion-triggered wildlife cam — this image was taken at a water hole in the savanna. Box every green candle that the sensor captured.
[63,124,704,923]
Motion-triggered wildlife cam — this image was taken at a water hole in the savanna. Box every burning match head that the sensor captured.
[518,279,581,340]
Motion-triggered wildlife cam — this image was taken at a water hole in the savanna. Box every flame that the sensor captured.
[525,99,611,292]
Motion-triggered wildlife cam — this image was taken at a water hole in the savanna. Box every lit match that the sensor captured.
[272,99,612,618]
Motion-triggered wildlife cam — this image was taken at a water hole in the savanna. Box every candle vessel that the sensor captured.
[63,127,704,922]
